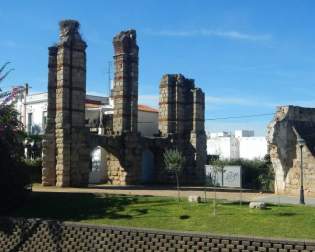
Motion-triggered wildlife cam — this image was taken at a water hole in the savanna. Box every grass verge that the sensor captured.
[9,191,315,240]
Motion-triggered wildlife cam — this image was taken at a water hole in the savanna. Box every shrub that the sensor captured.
[23,158,42,183]
[208,155,274,192]
[163,149,186,201]
[0,105,31,214]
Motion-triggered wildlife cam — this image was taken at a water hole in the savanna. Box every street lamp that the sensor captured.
[297,136,305,205]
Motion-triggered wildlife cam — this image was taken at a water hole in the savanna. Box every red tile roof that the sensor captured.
[138,104,159,113]
[84,99,158,113]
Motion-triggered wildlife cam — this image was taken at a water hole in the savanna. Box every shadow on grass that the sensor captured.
[179,215,190,220]
[9,191,139,221]
[273,212,297,217]
[222,201,250,206]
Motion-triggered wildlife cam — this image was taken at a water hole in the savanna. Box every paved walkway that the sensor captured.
[253,194,315,206]
[32,184,315,206]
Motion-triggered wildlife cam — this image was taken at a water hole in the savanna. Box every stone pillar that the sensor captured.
[42,46,57,186]
[105,30,141,185]
[54,20,89,187]
[112,30,138,134]
[159,75,171,135]
[190,88,207,182]
[159,74,194,136]
[158,74,206,184]
[159,74,177,135]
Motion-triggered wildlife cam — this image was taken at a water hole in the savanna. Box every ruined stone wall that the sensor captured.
[267,106,315,195]
[159,74,194,135]
[158,74,206,184]
[42,20,89,187]
[99,30,140,185]
[104,133,142,185]
[42,21,206,187]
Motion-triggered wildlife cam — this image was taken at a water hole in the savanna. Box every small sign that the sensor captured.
[205,165,242,188]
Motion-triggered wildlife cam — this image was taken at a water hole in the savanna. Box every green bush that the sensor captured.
[208,155,274,192]
[23,158,42,183]
[0,105,31,214]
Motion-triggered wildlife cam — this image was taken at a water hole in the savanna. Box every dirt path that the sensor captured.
[32,184,265,202]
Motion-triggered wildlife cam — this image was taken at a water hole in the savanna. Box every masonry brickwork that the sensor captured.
[267,105,315,195]
[42,20,90,187]
[159,74,207,183]
[42,20,206,186]
[1,218,315,252]
[112,30,138,134]
[42,46,57,186]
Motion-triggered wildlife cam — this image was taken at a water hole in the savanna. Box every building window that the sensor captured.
[27,113,33,134]
[42,111,47,132]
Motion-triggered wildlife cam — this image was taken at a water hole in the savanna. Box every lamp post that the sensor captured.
[297,136,305,205]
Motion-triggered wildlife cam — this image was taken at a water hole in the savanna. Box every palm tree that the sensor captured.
[163,148,186,201]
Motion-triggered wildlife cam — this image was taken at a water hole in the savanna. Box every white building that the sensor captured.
[238,137,268,160]
[11,87,159,137]
[209,131,230,138]
[235,130,254,138]
[207,136,239,159]
[207,130,267,160]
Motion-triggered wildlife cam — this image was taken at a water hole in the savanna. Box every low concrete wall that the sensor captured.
[0,217,314,252]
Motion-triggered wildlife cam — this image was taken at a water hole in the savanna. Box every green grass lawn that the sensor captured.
[10,191,315,240]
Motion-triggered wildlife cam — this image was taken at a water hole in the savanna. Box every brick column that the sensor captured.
[159,74,194,136]
[158,74,206,184]
[54,20,89,187]
[159,74,175,135]
[190,88,207,182]
[105,30,141,185]
[112,30,139,134]
[42,46,57,186]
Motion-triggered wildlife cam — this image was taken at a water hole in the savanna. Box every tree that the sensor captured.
[211,159,225,216]
[163,149,186,202]
[0,62,30,214]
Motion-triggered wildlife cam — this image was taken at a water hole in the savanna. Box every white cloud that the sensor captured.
[146,29,271,41]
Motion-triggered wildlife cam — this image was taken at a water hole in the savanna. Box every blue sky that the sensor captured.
[1,0,315,136]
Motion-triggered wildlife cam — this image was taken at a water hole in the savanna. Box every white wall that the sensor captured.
[207,137,239,160]
[238,137,267,160]
[230,137,240,159]
[138,110,159,137]
[25,93,48,134]
[207,131,267,160]
[209,131,230,138]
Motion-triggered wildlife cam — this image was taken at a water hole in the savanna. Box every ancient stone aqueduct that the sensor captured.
[42,20,207,187]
